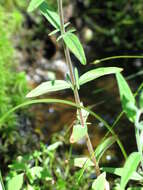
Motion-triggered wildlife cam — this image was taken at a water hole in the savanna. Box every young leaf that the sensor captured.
[7,173,24,190]
[92,172,108,190]
[95,136,116,163]
[39,2,60,29]
[74,157,94,168]
[139,91,143,109]
[120,152,141,189]
[63,32,86,65]
[70,124,87,143]
[27,0,45,12]
[26,80,70,98]
[116,73,137,122]
[79,67,123,86]
[101,167,143,181]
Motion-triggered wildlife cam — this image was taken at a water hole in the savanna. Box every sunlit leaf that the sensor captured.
[26,80,70,98]
[116,73,137,122]
[92,172,107,190]
[70,124,87,143]
[127,187,143,190]
[120,152,141,189]
[27,0,45,12]
[63,32,86,65]
[95,136,116,163]
[7,173,24,190]
[39,2,60,29]
[74,157,94,168]
[79,67,123,86]
[102,167,143,181]
[47,141,63,151]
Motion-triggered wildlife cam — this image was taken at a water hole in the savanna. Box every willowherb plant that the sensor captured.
[3,0,143,189]
[25,0,123,188]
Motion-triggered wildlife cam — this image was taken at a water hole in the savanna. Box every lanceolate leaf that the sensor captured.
[7,173,24,190]
[27,0,45,12]
[70,124,87,143]
[63,32,86,65]
[26,80,70,98]
[74,157,94,168]
[95,136,116,163]
[79,67,123,86]
[120,152,141,189]
[39,2,60,29]
[102,167,143,181]
[116,72,137,122]
[92,173,107,190]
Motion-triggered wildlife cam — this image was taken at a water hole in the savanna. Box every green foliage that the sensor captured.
[63,32,87,65]
[92,172,108,190]
[0,5,28,128]
[6,142,91,190]
[116,72,137,122]
[26,80,70,98]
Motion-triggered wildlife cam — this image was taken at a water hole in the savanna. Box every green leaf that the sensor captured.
[63,32,86,65]
[102,167,143,181]
[92,172,107,190]
[47,141,63,151]
[120,152,141,189]
[127,187,143,190]
[70,124,87,143]
[39,2,60,29]
[139,91,143,109]
[75,67,80,90]
[26,80,70,98]
[74,157,94,168]
[27,0,45,12]
[27,167,43,183]
[95,136,116,163]
[79,67,123,86]
[7,173,24,190]
[116,73,137,122]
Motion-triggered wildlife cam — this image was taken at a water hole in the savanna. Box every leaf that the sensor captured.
[26,80,70,98]
[7,173,24,190]
[101,167,143,181]
[27,0,45,12]
[92,172,107,190]
[127,187,143,190]
[27,167,43,183]
[120,152,141,189]
[116,73,137,122]
[95,136,116,163]
[39,2,60,29]
[79,67,123,86]
[47,141,63,151]
[63,32,86,65]
[70,124,87,143]
[74,157,94,168]
[139,91,143,109]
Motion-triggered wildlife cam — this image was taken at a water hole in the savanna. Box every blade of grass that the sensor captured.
[0,98,127,159]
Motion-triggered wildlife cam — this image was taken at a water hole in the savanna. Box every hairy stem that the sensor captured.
[57,0,100,176]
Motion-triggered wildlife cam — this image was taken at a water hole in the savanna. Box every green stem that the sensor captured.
[57,0,100,176]
[94,55,143,64]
